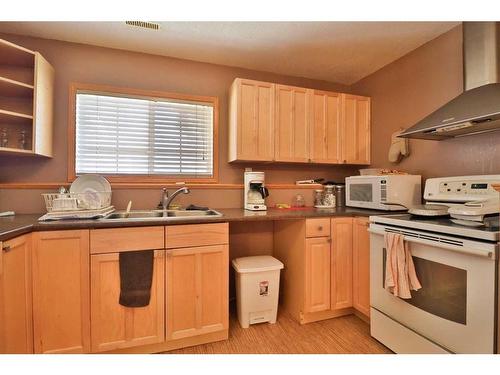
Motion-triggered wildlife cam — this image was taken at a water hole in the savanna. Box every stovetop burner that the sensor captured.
[408,204,450,217]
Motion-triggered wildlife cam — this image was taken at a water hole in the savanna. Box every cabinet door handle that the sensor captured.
[318,226,323,231]
[2,245,11,252]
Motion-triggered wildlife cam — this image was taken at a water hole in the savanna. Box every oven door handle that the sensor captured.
[368,227,496,259]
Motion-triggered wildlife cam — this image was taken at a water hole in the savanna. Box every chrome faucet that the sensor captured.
[160,188,169,210]
[160,187,190,210]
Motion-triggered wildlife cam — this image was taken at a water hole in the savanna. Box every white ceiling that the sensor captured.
[0,21,459,85]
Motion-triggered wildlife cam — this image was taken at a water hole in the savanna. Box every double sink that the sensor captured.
[101,209,223,221]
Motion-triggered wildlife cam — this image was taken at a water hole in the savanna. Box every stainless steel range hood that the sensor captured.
[399,22,500,140]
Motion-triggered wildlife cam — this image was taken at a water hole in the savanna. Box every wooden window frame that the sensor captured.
[67,82,219,184]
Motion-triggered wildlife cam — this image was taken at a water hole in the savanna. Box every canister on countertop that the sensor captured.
[334,184,345,207]
[323,185,336,207]
[292,193,306,208]
[314,189,324,206]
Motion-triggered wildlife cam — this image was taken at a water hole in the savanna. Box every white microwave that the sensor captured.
[345,175,422,211]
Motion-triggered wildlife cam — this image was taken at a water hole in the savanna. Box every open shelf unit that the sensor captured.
[0,109,33,123]
[0,76,34,97]
[0,38,54,157]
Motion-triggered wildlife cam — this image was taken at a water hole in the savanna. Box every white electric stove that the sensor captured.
[369,175,500,354]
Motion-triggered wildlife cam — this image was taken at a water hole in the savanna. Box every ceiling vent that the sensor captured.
[125,21,160,31]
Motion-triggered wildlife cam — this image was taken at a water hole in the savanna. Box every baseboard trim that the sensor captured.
[353,309,370,324]
[99,329,228,354]
[300,307,354,324]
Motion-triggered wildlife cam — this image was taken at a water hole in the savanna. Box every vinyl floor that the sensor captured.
[167,308,392,354]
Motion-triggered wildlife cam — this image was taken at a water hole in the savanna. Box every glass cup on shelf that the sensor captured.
[18,130,29,150]
[1,128,8,148]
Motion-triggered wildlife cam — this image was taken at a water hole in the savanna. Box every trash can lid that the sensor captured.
[232,256,284,273]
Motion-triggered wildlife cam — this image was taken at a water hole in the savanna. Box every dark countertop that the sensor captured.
[0,207,390,242]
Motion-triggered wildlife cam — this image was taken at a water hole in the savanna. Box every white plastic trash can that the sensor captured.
[232,255,284,328]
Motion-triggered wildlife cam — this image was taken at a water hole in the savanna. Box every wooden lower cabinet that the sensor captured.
[331,217,353,310]
[304,237,331,313]
[0,234,33,353]
[32,230,90,354]
[90,250,165,352]
[352,217,370,317]
[0,223,231,354]
[275,217,363,325]
[166,244,228,340]
[0,217,366,353]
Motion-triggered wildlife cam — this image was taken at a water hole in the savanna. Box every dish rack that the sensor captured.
[43,191,112,212]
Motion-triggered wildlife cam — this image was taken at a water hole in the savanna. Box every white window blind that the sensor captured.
[75,92,214,177]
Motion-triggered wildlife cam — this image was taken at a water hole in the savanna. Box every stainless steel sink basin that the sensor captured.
[100,209,223,221]
[104,211,165,219]
[165,210,221,217]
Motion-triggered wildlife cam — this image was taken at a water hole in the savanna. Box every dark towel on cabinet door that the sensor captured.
[119,250,154,308]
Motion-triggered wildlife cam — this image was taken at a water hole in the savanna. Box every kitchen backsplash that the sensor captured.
[0,187,327,214]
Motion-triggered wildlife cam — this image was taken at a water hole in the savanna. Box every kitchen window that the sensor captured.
[68,83,219,183]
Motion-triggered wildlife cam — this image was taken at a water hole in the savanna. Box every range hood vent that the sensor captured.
[399,22,500,140]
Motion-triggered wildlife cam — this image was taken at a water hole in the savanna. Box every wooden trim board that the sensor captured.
[100,329,228,354]
[300,307,354,325]
[0,182,324,190]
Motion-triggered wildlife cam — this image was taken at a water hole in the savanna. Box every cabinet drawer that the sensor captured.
[90,226,164,254]
[305,218,331,238]
[166,223,229,249]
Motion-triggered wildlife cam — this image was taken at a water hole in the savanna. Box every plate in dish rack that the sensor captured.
[70,175,111,209]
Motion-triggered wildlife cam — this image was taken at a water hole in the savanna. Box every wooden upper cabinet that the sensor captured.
[352,217,371,317]
[33,52,54,157]
[0,38,54,157]
[90,250,165,352]
[304,237,331,313]
[166,244,228,340]
[32,230,90,354]
[341,94,371,164]
[331,217,354,310]
[0,234,33,354]
[228,78,275,162]
[228,78,370,164]
[310,90,342,163]
[275,84,311,163]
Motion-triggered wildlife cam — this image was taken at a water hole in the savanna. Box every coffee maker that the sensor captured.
[244,171,269,211]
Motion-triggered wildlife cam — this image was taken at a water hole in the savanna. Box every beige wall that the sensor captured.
[0,32,359,213]
[3,24,499,214]
[351,25,500,179]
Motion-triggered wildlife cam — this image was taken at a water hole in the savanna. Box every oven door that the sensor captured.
[369,223,497,353]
